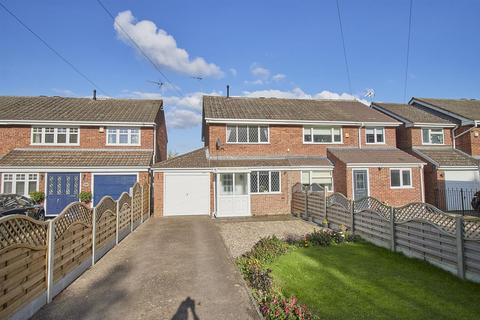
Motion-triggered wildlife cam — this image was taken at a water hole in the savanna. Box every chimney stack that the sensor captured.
[226,85,230,98]
[93,89,97,100]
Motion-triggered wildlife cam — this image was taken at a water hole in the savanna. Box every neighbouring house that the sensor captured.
[372,102,480,211]
[0,95,167,216]
[152,96,425,218]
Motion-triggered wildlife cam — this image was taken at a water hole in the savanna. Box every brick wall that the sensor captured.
[327,150,347,194]
[0,125,157,156]
[208,124,397,157]
[250,171,300,215]
[397,126,453,149]
[153,172,164,217]
[155,110,168,162]
[423,164,445,206]
[455,126,480,157]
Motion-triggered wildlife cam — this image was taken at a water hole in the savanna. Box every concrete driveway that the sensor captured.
[32,216,259,320]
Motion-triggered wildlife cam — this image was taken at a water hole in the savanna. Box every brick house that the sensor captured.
[372,102,480,211]
[0,96,167,215]
[152,96,424,217]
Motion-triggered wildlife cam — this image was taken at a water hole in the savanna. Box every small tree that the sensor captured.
[167,150,179,159]
[29,191,45,204]
[79,191,92,204]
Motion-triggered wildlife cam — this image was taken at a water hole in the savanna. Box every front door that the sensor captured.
[217,173,250,217]
[46,173,80,215]
[353,169,369,201]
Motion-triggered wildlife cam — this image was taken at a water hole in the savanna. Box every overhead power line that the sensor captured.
[403,0,414,102]
[96,0,184,98]
[0,1,110,96]
[335,0,353,95]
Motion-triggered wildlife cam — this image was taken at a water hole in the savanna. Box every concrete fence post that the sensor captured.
[130,187,134,232]
[116,200,120,245]
[46,219,55,303]
[390,206,396,252]
[323,188,327,221]
[456,215,465,279]
[92,207,97,265]
[350,200,355,236]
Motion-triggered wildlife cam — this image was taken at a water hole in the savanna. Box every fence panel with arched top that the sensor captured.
[94,196,117,262]
[117,192,132,242]
[0,216,49,320]
[326,193,352,230]
[131,183,142,229]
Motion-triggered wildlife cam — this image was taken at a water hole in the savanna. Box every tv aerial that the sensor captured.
[147,80,164,89]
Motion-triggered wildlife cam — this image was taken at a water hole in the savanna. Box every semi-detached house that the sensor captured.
[152,96,425,218]
[0,96,166,216]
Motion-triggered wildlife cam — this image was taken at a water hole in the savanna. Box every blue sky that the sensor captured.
[1,0,479,154]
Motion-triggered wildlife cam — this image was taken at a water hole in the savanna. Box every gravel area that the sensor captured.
[216,217,319,258]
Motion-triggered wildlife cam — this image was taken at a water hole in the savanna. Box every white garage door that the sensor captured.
[164,172,210,216]
[444,170,480,211]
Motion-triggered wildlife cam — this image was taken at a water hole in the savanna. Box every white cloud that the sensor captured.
[229,68,237,77]
[166,108,202,129]
[244,79,264,85]
[243,88,367,104]
[114,10,223,78]
[272,73,286,82]
[250,66,270,80]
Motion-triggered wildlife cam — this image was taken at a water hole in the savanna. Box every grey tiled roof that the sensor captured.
[203,96,399,123]
[412,147,479,167]
[413,97,480,121]
[0,149,152,167]
[327,147,424,164]
[0,96,162,123]
[372,102,455,125]
[153,148,333,169]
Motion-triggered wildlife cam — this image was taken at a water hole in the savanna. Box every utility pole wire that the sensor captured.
[403,0,413,102]
[335,0,353,95]
[0,1,110,97]
[96,0,184,98]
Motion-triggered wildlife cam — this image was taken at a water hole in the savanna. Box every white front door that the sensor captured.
[216,173,251,217]
[164,172,210,216]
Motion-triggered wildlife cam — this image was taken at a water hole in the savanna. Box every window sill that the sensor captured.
[250,191,282,195]
[31,143,80,146]
[390,186,414,189]
[303,142,343,145]
[106,143,142,146]
[225,142,270,145]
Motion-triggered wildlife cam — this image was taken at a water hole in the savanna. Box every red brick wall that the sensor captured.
[327,150,347,194]
[250,171,300,215]
[155,110,168,162]
[455,126,480,157]
[397,127,453,149]
[0,125,156,156]
[208,124,397,157]
[153,172,164,217]
[423,164,445,206]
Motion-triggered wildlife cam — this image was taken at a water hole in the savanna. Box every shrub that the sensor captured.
[237,257,272,292]
[243,236,291,264]
[79,191,92,204]
[256,291,318,320]
[295,229,357,248]
[29,191,45,204]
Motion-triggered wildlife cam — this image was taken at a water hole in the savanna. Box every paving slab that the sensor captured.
[32,216,259,320]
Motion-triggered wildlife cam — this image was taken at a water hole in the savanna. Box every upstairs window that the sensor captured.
[422,128,444,144]
[32,127,79,145]
[226,125,269,143]
[303,126,342,143]
[366,127,385,144]
[107,128,141,145]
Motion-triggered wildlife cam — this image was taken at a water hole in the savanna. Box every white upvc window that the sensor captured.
[250,171,280,193]
[106,127,141,145]
[226,124,269,144]
[31,127,79,145]
[301,170,333,191]
[390,169,412,188]
[303,126,342,144]
[2,173,39,196]
[365,127,385,144]
[422,128,444,145]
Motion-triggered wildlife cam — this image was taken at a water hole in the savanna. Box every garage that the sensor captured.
[444,170,480,210]
[164,172,210,216]
[93,174,138,205]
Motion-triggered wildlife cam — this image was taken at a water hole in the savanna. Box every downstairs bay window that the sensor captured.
[301,171,333,191]
[2,173,38,196]
[250,171,280,193]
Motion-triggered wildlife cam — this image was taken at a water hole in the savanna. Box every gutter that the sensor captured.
[452,125,458,149]
[454,122,478,140]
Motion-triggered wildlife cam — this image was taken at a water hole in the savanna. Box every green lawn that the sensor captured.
[268,241,480,320]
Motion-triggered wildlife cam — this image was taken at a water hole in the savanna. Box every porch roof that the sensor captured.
[327,147,424,165]
[0,148,152,168]
[153,148,333,169]
[412,147,479,168]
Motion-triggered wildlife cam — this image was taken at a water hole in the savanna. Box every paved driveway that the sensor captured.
[33,217,259,320]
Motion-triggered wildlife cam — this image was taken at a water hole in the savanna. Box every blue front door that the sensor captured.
[47,173,80,215]
[93,174,137,206]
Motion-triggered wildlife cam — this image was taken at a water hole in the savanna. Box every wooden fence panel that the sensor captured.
[94,196,117,261]
[326,193,352,229]
[354,210,391,249]
[0,216,48,320]
[142,183,150,221]
[464,217,480,282]
[308,191,325,224]
[52,203,92,284]
[118,192,132,241]
[292,192,306,217]
[131,183,142,229]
